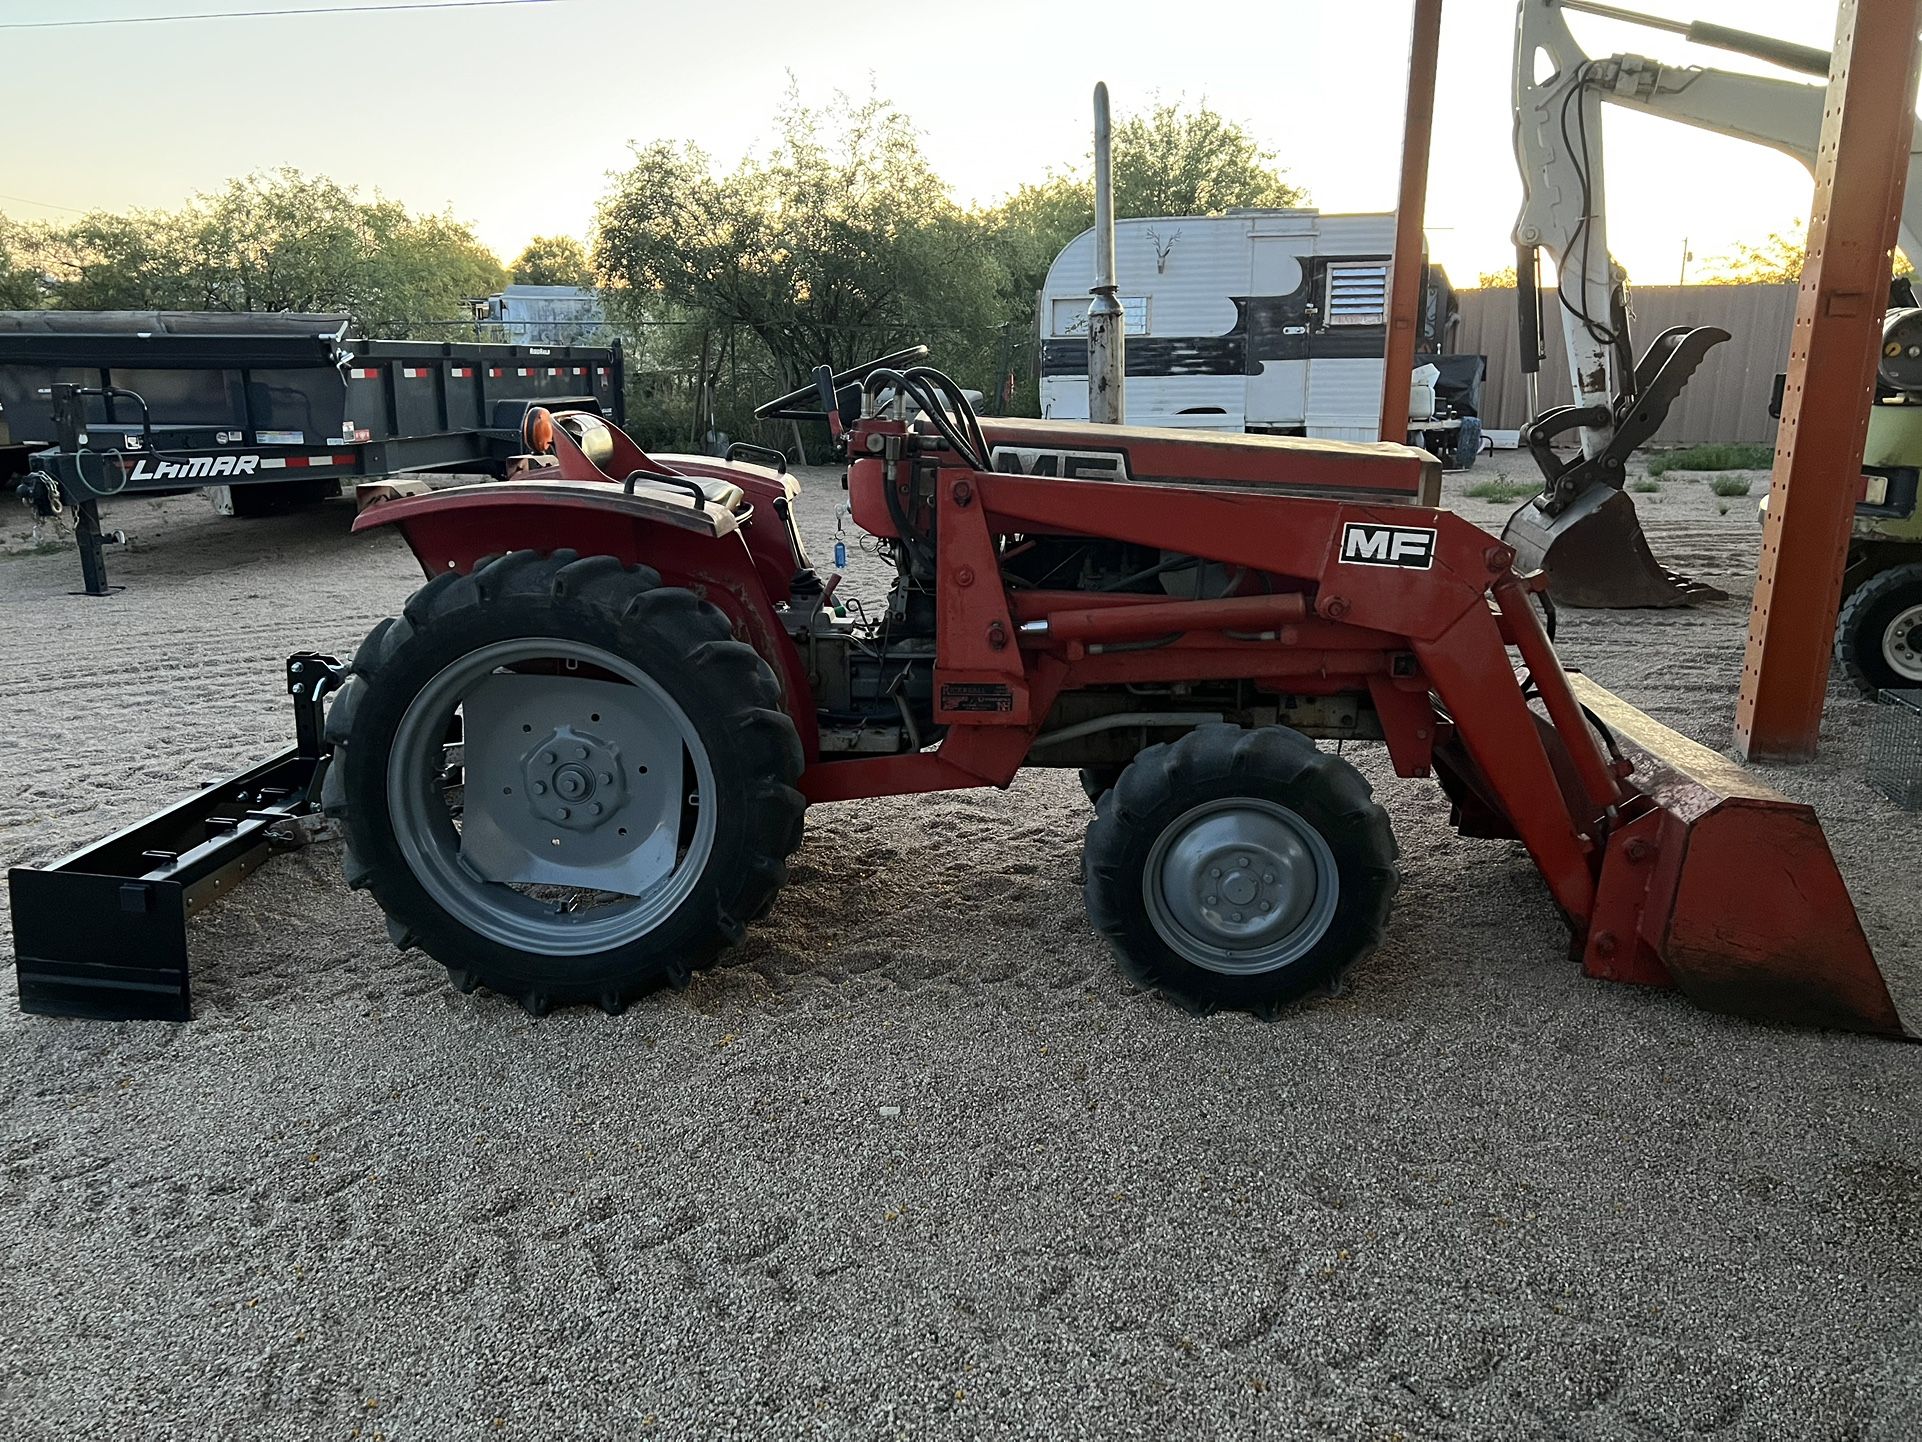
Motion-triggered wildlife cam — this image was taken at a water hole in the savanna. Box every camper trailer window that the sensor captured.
[1050,297,1150,336]
[1324,262,1389,327]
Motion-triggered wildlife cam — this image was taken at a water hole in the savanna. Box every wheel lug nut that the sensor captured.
[1205,894,1218,905]
[1209,868,1221,879]
[1231,911,1244,922]
[541,751,556,765]
[1263,872,1275,884]
[1237,855,1251,868]
[556,806,571,820]
[531,781,546,795]
[598,772,613,785]
[1259,901,1272,913]
[575,746,589,760]
[589,803,602,815]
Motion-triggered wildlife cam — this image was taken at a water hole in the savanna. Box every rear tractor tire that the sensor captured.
[1078,765,1126,805]
[1083,724,1398,1017]
[322,549,806,1014]
[1836,562,1922,693]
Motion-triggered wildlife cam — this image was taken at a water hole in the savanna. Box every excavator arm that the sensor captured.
[1503,0,1922,608]
[1570,12,1922,261]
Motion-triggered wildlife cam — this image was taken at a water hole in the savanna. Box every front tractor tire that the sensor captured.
[322,550,806,1015]
[1836,562,1922,693]
[1083,725,1398,1017]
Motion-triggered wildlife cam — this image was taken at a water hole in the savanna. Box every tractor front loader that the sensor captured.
[8,350,1907,1039]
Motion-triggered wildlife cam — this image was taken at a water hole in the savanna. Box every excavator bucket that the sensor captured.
[1570,675,1909,1038]
[1503,486,1725,609]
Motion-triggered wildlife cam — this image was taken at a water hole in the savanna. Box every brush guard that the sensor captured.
[8,654,343,1021]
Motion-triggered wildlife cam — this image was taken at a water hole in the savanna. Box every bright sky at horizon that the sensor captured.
[0,0,1853,289]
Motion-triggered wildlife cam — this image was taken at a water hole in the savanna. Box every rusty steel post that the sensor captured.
[1379,0,1444,444]
[1088,81,1126,425]
[1735,0,1922,762]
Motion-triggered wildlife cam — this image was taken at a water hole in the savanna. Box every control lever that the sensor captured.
[811,365,843,438]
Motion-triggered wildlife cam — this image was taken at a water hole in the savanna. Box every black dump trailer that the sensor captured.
[0,311,625,594]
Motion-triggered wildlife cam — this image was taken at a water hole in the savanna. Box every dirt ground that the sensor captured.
[1,451,1918,1442]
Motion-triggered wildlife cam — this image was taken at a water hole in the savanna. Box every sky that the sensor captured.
[0,0,1850,288]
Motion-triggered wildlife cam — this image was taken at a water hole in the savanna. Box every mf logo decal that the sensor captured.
[129,454,261,483]
[1339,522,1437,569]
[989,445,1132,482]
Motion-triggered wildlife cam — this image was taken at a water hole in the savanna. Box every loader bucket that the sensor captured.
[1570,675,1909,1038]
[1502,486,1725,609]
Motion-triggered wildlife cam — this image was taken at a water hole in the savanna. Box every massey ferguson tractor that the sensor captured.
[9,347,1907,1037]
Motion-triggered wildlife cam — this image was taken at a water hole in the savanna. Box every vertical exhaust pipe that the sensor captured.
[1088,81,1126,424]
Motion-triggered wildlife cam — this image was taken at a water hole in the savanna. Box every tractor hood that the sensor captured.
[976,416,1441,505]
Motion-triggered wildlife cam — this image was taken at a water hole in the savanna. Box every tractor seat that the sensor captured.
[624,471,748,512]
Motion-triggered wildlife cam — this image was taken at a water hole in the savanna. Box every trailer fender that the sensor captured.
[352,481,820,758]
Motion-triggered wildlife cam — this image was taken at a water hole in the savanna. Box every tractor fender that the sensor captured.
[353,480,820,758]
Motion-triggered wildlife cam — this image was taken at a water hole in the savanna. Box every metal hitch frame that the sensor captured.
[8,653,343,1021]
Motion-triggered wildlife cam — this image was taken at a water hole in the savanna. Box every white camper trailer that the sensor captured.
[1038,210,1474,449]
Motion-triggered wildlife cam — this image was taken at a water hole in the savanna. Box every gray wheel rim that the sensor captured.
[1143,797,1339,976]
[388,637,717,956]
[1883,603,1922,682]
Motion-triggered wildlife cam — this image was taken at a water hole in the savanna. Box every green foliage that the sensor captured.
[29,209,189,310]
[1646,443,1775,476]
[0,216,49,308]
[595,88,1307,440]
[1472,264,1518,288]
[597,88,1002,390]
[1629,478,1662,493]
[1710,475,1754,497]
[1697,218,1912,283]
[511,235,594,287]
[1462,478,1532,503]
[1108,100,1306,219]
[175,171,504,333]
[1698,224,1805,285]
[6,169,503,335]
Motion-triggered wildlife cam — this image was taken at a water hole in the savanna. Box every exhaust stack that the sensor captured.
[1088,82,1125,425]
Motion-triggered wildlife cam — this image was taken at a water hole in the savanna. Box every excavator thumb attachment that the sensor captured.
[1572,675,1909,1038]
[1503,325,1731,609]
[1503,486,1726,609]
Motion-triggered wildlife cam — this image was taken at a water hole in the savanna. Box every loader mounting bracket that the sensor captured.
[8,653,343,1021]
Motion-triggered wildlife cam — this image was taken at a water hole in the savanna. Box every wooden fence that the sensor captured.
[1455,283,1799,446]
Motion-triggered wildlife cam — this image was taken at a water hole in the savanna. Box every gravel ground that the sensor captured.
[1,453,1918,1442]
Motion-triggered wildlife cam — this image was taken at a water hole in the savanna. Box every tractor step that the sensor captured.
[8,654,342,1022]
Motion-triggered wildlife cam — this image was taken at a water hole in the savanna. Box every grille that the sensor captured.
[1866,688,1922,810]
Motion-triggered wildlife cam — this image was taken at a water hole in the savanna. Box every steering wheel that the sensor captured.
[753,345,930,421]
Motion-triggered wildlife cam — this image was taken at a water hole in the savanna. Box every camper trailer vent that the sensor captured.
[1325,262,1389,326]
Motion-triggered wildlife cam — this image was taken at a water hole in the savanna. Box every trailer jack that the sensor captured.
[8,654,343,1021]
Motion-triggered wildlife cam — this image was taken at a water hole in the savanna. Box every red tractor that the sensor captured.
[293,348,1907,1036]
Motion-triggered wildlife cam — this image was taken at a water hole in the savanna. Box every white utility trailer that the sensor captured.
[1038,209,1475,448]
